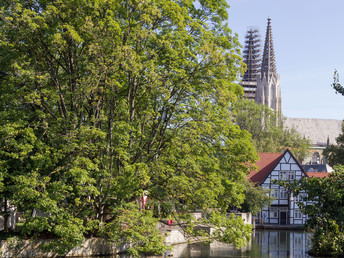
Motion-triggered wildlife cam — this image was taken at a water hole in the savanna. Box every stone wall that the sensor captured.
[0,238,119,258]
[0,215,252,257]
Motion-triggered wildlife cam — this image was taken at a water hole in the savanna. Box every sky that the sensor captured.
[227,0,344,120]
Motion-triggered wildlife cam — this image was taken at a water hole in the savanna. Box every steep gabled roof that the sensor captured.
[248,149,308,185]
[248,149,329,185]
[248,152,283,185]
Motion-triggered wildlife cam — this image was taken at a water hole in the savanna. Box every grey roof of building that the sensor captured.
[303,164,334,173]
[284,118,342,146]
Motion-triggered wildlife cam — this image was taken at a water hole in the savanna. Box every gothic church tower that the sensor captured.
[255,18,282,113]
[242,18,282,114]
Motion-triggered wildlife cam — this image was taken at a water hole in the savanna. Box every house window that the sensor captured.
[288,171,295,180]
[270,207,278,218]
[271,189,278,198]
[279,171,287,180]
[295,209,302,219]
[280,189,287,199]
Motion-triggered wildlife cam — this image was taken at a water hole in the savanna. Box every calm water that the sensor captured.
[164,230,313,258]
[101,230,314,257]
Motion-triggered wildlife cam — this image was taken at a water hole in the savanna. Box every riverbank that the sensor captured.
[0,227,314,257]
[0,222,204,257]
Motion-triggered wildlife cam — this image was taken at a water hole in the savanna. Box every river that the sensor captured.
[167,230,313,257]
[105,230,314,257]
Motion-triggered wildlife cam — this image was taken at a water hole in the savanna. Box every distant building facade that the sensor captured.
[284,118,342,165]
[241,18,282,114]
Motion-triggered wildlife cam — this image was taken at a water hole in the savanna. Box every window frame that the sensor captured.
[280,188,288,199]
[294,209,302,219]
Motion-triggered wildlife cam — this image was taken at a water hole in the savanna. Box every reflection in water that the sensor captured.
[167,230,312,257]
[163,230,311,258]
[252,230,312,258]
[101,230,314,257]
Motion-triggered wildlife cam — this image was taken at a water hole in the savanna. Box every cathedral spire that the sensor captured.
[261,17,277,77]
[255,17,282,114]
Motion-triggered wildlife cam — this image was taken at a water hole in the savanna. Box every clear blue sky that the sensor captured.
[227,0,344,120]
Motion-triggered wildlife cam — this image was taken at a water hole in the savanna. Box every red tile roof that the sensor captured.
[306,172,330,178]
[248,149,329,184]
[248,152,284,185]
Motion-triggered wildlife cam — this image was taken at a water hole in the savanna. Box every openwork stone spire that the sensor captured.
[261,17,277,77]
[255,17,282,114]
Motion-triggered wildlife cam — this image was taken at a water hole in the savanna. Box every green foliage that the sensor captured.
[158,201,175,219]
[323,121,344,166]
[282,166,344,256]
[311,218,344,256]
[234,98,310,161]
[240,180,273,215]
[203,211,252,248]
[323,71,344,166]
[0,0,257,255]
[332,70,344,96]
[101,204,167,257]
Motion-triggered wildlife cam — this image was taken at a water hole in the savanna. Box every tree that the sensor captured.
[0,0,258,255]
[282,166,344,257]
[233,98,310,161]
[239,180,273,216]
[332,70,344,96]
[323,70,344,166]
[323,121,344,166]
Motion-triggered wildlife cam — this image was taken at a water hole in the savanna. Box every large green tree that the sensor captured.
[282,167,344,257]
[0,0,257,255]
[233,98,310,161]
[323,121,344,166]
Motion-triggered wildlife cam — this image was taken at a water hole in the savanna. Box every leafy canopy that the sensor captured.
[323,121,344,166]
[281,167,344,257]
[234,98,310,162]
[0,0,257,255]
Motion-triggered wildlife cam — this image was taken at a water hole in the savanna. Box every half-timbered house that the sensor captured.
[248,149,328,226]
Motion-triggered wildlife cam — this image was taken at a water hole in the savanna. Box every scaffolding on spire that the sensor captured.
[242,27,261,100]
